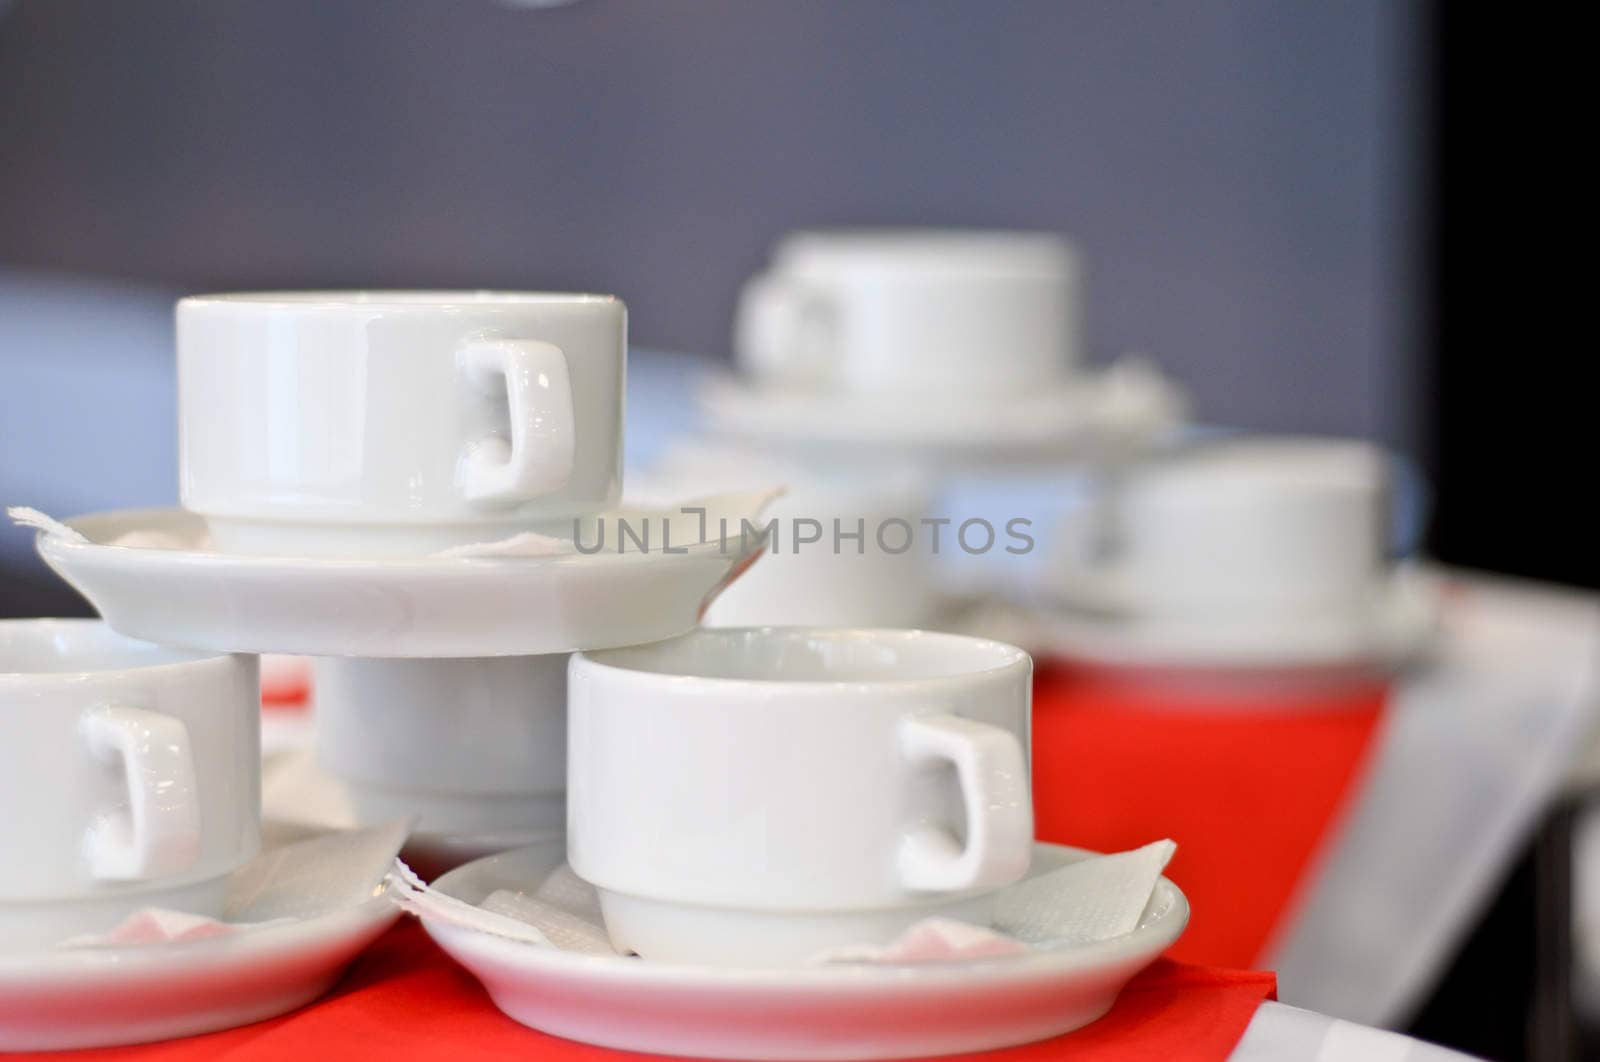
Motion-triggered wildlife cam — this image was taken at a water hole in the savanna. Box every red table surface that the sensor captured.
[14,921,1276,1062]
[1031,663,1389,968]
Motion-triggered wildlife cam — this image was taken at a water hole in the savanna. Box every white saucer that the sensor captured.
[699,358,1185,465]
[967,568,1440,673]
[421,840,1188,1061]
[31,505,769,657]
[0,887,396,1052]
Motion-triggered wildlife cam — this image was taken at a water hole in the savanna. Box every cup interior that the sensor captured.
[0,620,211,677]
[585,628,1027,685]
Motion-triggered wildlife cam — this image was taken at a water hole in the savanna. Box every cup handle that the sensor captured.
[898,713,1032,893]
[80,704,202,881]
[458,338,576,505]
[734,274,834,384]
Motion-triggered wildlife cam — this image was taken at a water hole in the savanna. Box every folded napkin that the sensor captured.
[8,504,205,549]
[6,506,85,543]
[59,819,410,950]
[388,840,1176,965]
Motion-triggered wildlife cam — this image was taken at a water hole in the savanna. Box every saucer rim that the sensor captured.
[0,892,397,979]
[698,367,1183,458]
[1007,568,1440,672]
[40,506,748,570]
[423,839,1189,987]
[31,506,766,657]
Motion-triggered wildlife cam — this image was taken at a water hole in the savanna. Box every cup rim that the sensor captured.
[0,618,228,686]
[777,226,1075,254]
[575,626,1030,690]
[178,290,621,311]
[1125,435,1388,502]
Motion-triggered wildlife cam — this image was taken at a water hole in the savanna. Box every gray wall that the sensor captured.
[0,0,1426,445]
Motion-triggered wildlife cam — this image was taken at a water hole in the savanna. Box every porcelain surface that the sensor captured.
[263,748,559,878]
[423,839,1187,1060]
[634,448,939,628]
[700,359,1184,465]
[32,507,766,657]
[568,628,1034,964]
[988,436,1439,672]
[736,229,1081,396]
[178,291,625,556]
[964,570,1439,674]
[0,620,260,948]
[1053,436,1394,621]
[313,654,568,837]
[0,893,396,1051]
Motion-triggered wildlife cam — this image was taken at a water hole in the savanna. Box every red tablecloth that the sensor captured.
[14,921,1276,1062]
[1031,664,1389,968]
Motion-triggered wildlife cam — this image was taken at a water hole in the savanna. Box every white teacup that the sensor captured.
[568,628,1033,965]
[312,654,567,839]
[0,620,260,951]
[735,229,1080,397]
[702,479,937,628]
[633,446,938,628]
[1060,436,1391,622]
[178,291,626,557]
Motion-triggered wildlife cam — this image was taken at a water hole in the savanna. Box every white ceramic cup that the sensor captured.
[735,229,1080,397]
[1062,436,1391,621]
[568,628,1033,965]
[0,620,260,951]
[634,446,938,629]
[312,654,568,839]
[702,480,938,628]
[178,291,626,557]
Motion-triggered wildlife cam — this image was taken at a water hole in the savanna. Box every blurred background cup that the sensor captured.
[634,445,938,629]
[702,476,938,628]
[310,654,569,840]
[0,620,260,951]
[734,229,1080,397]
[1057,436,1391,625]
[567,627,1034,966]
[177,291,626,557]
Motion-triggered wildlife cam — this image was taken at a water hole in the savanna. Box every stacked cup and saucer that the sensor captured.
[702,228,1186,468]
[661,228,1189,632]
[0,618,397,1049]
[400,625,1189,1060]
[972,434,1439,681]
[29,292,772,874]
[5,291,767,1050]
[15,290,1191,1059]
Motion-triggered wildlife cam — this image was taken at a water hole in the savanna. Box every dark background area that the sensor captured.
[0,0,1425,445]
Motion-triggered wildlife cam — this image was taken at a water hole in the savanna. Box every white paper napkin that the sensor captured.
[59,819,410,950]
[7,504,204,549]
[996,839,1178,945]
[6,505,86,542]
[389,840,1176,966]
[821,839,1178,962]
